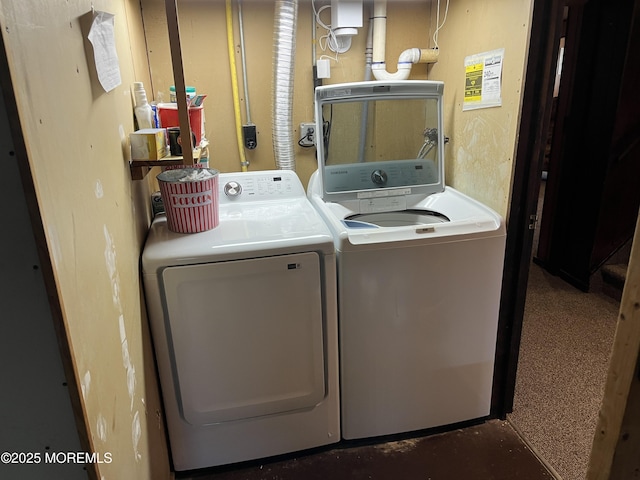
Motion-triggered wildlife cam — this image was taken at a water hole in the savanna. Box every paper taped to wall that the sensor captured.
[463,48,505,111]
[88,11,122,93]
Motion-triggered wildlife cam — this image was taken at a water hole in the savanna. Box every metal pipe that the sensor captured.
[238,0,252,124]
[226,0,249,171]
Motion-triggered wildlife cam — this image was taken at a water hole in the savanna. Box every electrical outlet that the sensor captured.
[243,124,257,149]
[299,123,315,147]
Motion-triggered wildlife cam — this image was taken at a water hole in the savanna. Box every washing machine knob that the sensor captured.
[224,181,242,197]
[371,169,388,186]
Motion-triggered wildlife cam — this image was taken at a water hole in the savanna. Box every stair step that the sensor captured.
[601,263,628,291]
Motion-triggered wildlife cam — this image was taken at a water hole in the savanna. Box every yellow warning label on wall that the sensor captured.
[465,63,483,102]
[463,48,505,111]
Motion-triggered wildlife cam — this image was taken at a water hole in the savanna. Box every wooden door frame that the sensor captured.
[491,0,566,417]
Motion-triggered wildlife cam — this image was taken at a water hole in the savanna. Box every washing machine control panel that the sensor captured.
[324,160,439,194]
[219,171,305,203]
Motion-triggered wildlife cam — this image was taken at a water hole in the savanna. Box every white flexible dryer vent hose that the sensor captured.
[272,0,298,171]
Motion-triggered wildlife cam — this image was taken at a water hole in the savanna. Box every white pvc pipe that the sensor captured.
[371,0,438,81]
[372,47,421,81]
[371,0,386,61]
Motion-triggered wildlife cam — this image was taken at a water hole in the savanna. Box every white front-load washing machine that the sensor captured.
[142,170,340,471]
[308,81,507,440]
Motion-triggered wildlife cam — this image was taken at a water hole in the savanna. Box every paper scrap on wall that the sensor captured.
[87,11,122,93]
[463,48,504,111]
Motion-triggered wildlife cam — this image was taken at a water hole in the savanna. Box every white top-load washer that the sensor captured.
[142,170,340,471]
[308,81,507,440]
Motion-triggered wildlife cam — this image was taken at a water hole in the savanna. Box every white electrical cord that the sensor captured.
[312,0,340,61]
[432,0,450,49]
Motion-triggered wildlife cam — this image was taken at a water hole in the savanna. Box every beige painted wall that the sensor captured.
[428,0,534,216]
[0,0,169,478]
[143,0,532,217]
[142,0,432,189]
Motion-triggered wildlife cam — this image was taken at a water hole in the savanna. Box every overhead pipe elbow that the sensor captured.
[371,47,421,81]
[371,0,438,81]
[371,61,412,81]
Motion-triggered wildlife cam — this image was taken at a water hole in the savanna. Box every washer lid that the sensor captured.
[315,81,446,204]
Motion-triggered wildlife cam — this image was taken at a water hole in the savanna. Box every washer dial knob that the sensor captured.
[224,181,242,197]
[371,169,388,186]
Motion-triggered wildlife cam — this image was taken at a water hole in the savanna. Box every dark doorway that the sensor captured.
[492,0,640,417]
[536,0,640,291]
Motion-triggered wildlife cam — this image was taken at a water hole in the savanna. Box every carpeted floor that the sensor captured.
[508,263,620,480]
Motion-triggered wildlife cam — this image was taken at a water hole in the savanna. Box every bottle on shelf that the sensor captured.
[133,82,154,130]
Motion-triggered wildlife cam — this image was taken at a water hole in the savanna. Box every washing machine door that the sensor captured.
[161,251,326,426]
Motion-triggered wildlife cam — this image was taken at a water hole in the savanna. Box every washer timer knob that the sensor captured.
[371,169,388,186]
[224,181,242,197]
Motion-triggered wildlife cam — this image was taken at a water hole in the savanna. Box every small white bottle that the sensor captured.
[199,143,210,168]
[133,82,154,130]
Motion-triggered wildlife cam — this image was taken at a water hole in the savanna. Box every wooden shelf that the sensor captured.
[130,148,202,180]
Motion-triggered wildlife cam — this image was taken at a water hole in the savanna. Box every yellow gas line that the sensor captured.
[226,0,248,172]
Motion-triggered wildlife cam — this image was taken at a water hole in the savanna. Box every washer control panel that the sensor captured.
[323,159,439,194]
[219,170,305,203]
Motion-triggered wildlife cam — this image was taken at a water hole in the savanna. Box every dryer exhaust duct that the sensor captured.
[371,0,438,81]
[272,0,298,171]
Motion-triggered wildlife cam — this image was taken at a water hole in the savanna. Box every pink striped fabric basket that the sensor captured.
[157,168,219,233]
